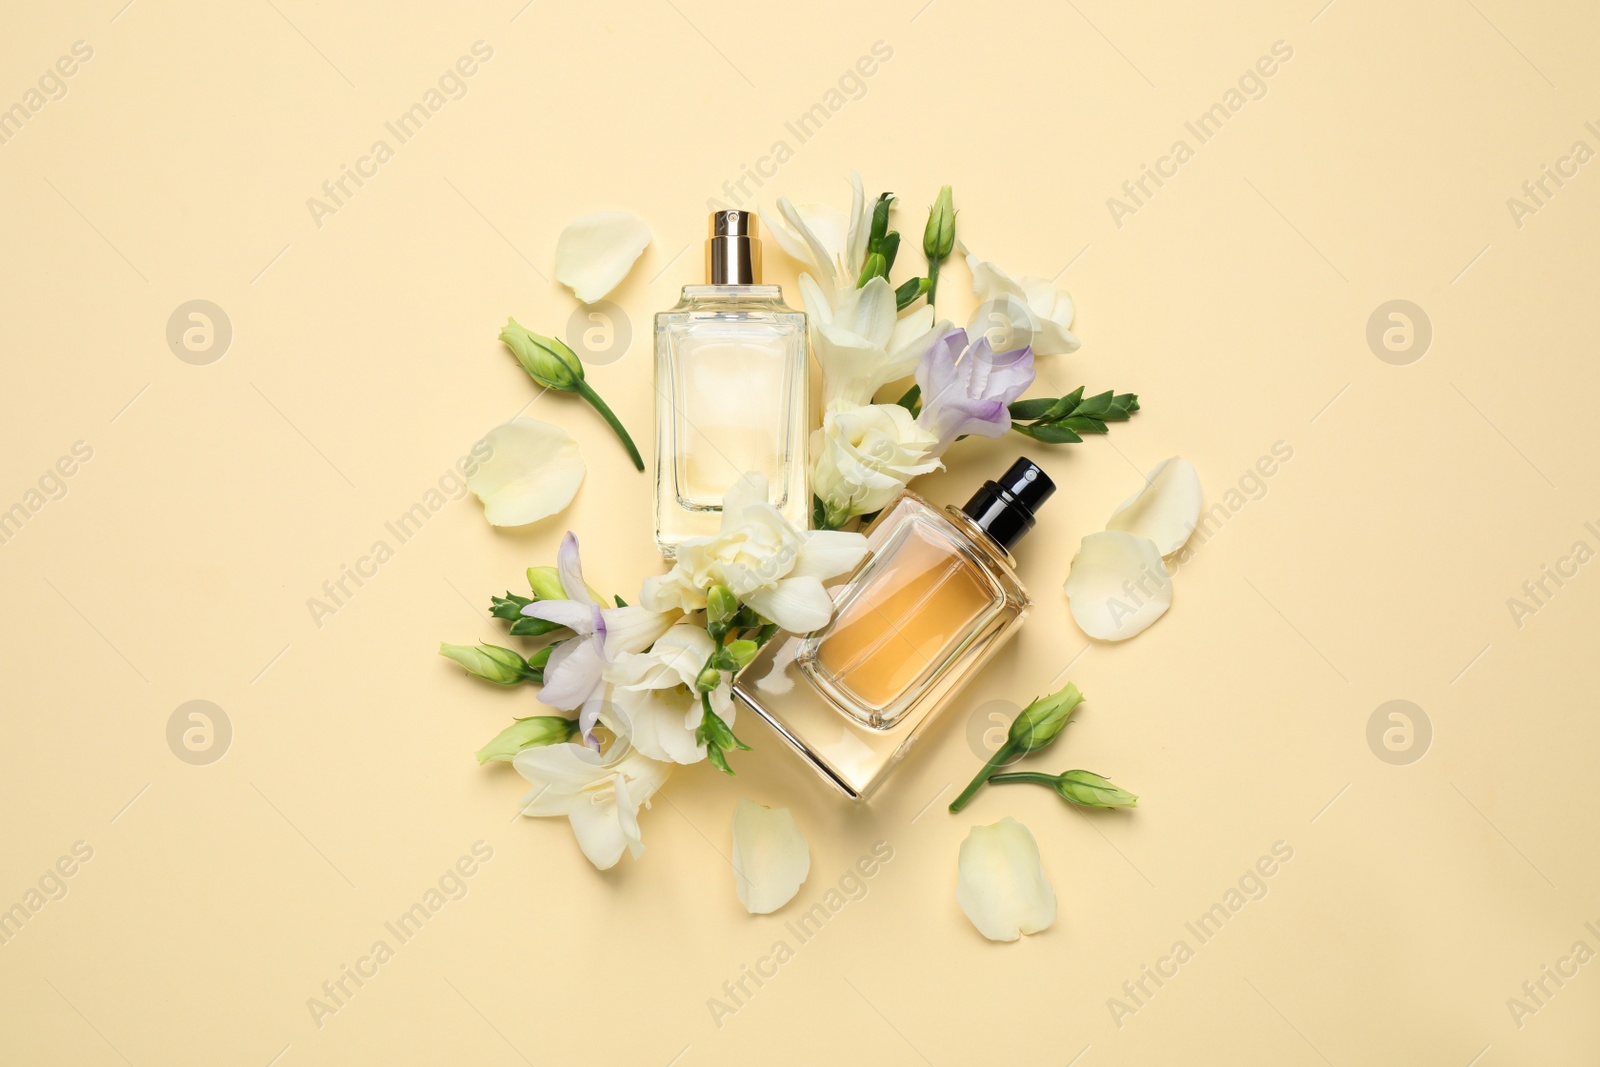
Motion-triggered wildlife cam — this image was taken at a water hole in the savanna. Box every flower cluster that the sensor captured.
[764,174,1136,530]
[441,474,866,869]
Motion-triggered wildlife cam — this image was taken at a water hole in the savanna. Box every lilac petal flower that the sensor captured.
[517,530,678,744]
[915,329,1036,452]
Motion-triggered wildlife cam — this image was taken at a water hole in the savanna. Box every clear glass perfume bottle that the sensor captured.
[733,459,1056,799]
[654,211,808,557]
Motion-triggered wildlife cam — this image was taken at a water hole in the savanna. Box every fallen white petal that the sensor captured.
[554,211,651,304]
[1064,531,1173,640]
[956,816,1056,941]
[1106,457,1202,556]
[731,798,810,914]
[467,418,585,526]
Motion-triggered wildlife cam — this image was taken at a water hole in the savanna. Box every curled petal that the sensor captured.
[956,816,1057,941]
[465,419,585,527]
[1064,531,1173,641]
[731,798,810,914]
[599,605,679,660]
[742,575,834,634]
[1105,457,1202,557]
[520,599,598,634]
[788,530,869,582]
[553,211,651,304]
[608,687,704,764]
[536,636,608,709]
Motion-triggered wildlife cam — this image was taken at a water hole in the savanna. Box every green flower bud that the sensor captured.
[1008,682,1084,754]
[528,644,555,671]
[475,716,577,763]
[696,667,722,692]
[707,585,738,624]
[724,639,758,671]
[1053,770,1138,808]
[500,317,583,391]
[923,185,955,262]
[526,566,566,601]
[490,591,533,620]
[856,251,887,288]
[439,642,533,686]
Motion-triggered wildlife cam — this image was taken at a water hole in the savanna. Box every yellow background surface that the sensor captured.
[2,0,1597,1064]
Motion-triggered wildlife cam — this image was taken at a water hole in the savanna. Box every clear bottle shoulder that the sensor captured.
[657,284,802,320]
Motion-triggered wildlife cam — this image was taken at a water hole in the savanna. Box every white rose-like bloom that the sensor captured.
[965,251,1081,356]
[641,474,868,634]
[811,403,942,528]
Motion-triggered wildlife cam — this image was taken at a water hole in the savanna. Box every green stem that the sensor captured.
[949,739,1019,813]
[574,380,644,471]
[926,259,941,306]
[986,772,1060,788]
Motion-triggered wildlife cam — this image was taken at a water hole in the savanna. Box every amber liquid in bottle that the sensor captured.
[811,523,999,725]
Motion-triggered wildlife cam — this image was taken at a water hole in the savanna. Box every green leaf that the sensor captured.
[877,230,901,273]
[490,592,533,620]
[894,276,929,312]
[1011,421,1084,444]
[1037,387,1085,423]
[508,616,564,637]
[868,192,894,250]
[1060,416,1108,434]
[1007,397,1056,421]
[896,383,921,414]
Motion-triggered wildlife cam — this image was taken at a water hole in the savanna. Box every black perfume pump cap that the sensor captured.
[961,457,1056,552]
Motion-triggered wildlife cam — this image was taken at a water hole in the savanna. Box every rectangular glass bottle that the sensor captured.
[733,459,1054,799]
[654,212,808,556]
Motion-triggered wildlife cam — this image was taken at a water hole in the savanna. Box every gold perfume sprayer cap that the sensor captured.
[706,210,761,284]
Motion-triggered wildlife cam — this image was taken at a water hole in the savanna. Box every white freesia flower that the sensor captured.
[554,210,651,304]
[1064,530,1173,640]
[465,418,585,527]
[1105,457,1202,556]
[522,533,678,737]
[763,172,869,294]
[604,625,733,765]
[801,274,944,410]
[956,816,1057,942]
[641,474,868,633]
[731,798,810,914]
[514,737,670,870]
[965,251,1081,356]
[810,403,942,527]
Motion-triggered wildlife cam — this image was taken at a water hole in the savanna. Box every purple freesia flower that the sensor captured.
[521,532,677,741]
[915,327,1036,452]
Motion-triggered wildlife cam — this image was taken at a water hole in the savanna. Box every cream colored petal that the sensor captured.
[1106,457,1202,556]
[788,530,869,582]
[567,781,628,869]
[466,418,585,527]
[731,798,810,914]
[956,816,1057,942]
[609,686,704,764]
[742,575,834,633]
[1064,531,1173,641]
[834,276,897,349]
[600,605,680,660]
[554,210,652,303]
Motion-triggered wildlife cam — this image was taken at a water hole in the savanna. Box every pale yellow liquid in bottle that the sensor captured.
[814,526,994,711]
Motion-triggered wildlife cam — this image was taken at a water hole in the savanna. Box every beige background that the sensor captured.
[2,0,1597,1063]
